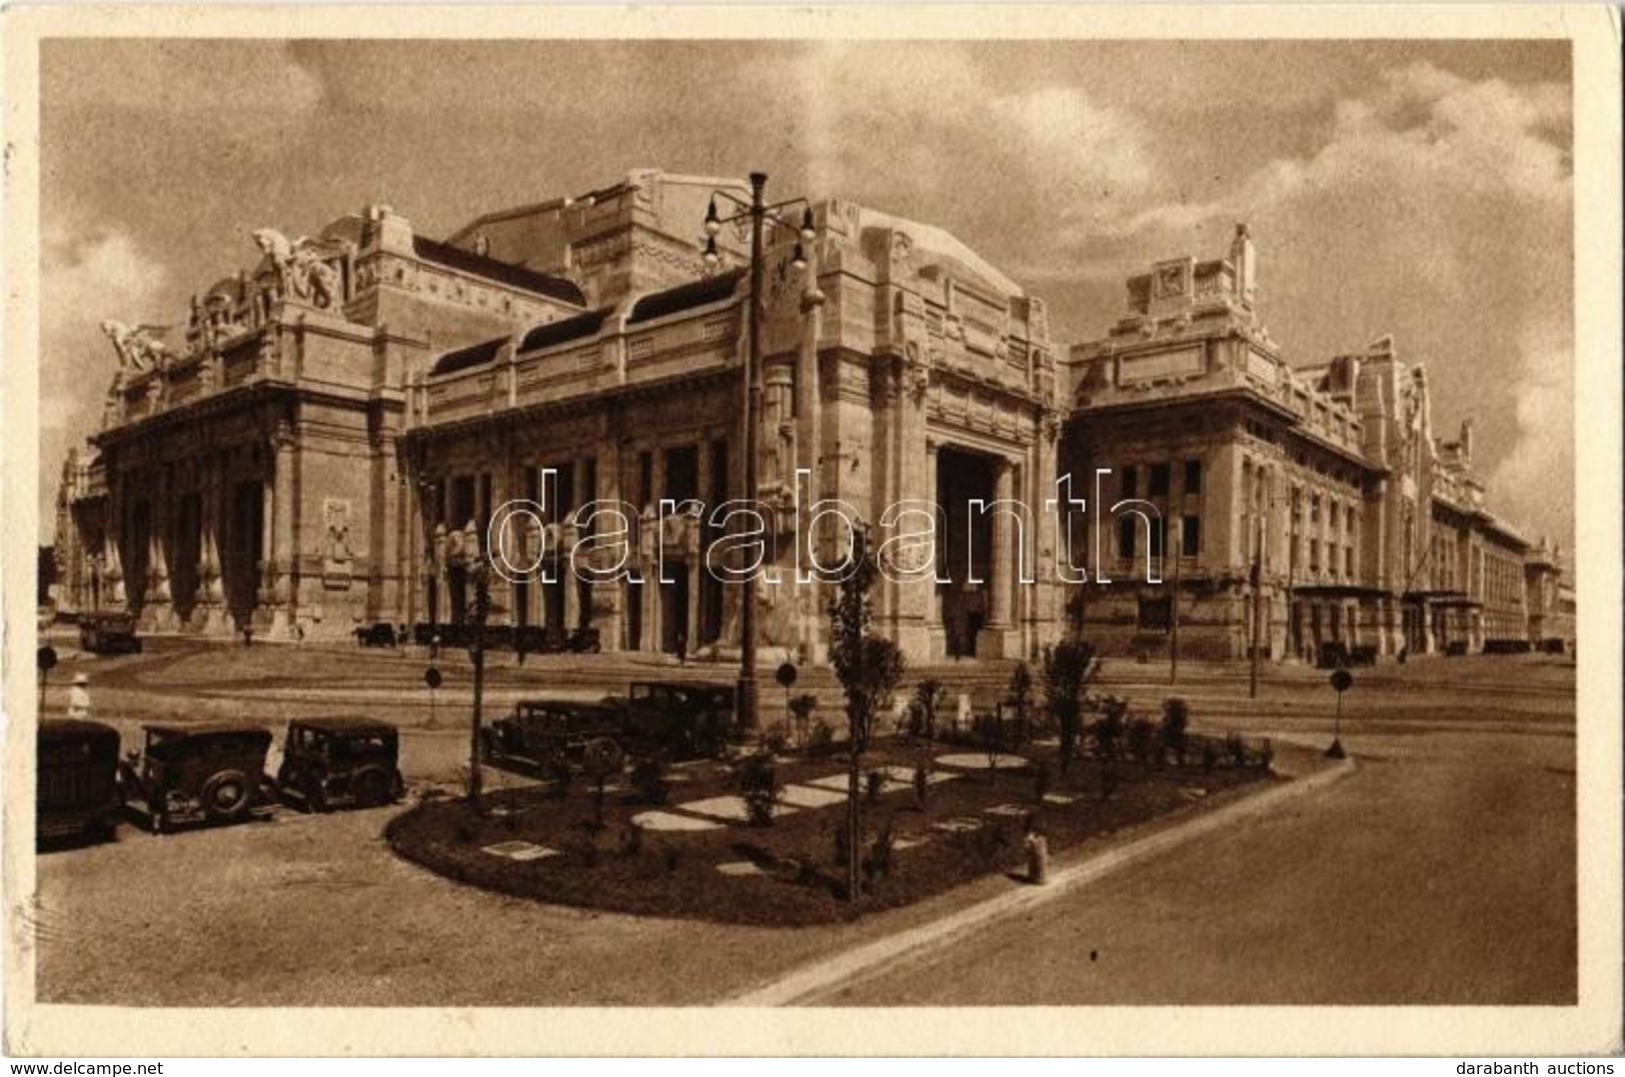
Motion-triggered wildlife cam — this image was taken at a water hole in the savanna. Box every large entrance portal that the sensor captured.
[936,448,996,658]
[226,480,264,626]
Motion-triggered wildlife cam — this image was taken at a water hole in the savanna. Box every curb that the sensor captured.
[723,750,1358,1006]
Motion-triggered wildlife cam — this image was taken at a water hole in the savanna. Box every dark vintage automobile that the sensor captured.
[37,719,123,843]
[119,722,276,833]
[79,612,142,656]
[353,622,401,648]
[276,717,404,811]
[620,681,736,759]
[482,700,625,778]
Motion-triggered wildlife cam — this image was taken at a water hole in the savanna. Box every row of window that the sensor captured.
[1119,459,1202,500]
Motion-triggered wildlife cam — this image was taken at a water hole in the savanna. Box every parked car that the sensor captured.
[482,700,625,778]
[37,719,123,843]
[353,622,400,648]
[79,612,142,656]
[119,722,276,833]
[276,717,404,811]
[619,681,736,759]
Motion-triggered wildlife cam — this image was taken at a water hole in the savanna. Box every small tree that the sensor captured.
[829,531,906,902]
[1042,640,1097,775]
[581,737,624,829]
[1091,695,1128,760]
[1160,697,1190,766]
[736,752,779,828]
[911,678,947,741]
[1005,661,1035,746]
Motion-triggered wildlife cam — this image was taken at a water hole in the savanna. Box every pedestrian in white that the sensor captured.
[68,672,92,720]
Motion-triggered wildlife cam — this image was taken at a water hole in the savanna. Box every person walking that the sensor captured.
[67,672,92,720]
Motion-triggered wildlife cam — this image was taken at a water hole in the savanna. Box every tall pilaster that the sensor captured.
[977,456,1018,658]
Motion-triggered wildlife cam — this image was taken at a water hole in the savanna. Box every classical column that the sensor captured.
[197,452,227,633]
[977,456,1016,658]
[268,421,298,637]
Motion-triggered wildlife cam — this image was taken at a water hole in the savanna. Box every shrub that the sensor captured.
[861,824,896,890]
[1259,738,1275,770]
[763,728,789,756]
[1091,696,1128,760]
[912,678,947,741]
[1098,757,1119,801]
[788,693,819,745]
[1005,662,1035,745]
[619,823,644,858]
[1043,639,1097,774]
[629,756,670,805]
[975,711,1005,774]
[1161,697,1190,765]
[1127,716,1157,768]
[865,769,886,804]
[453,820,476,845]
[913,761,930,809]
[735,753,779,827]
[1201,741,1217,774]
[1225,731,1248,767]
[660,843,681,873]
[833,820,853,868]
[807,720,837,756]
[1032,761,1054,803]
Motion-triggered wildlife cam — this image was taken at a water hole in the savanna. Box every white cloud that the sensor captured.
[1485,320,1575,545]
[39,223,171,533]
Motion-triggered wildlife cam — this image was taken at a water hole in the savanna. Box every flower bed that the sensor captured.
[386,740,1274,926]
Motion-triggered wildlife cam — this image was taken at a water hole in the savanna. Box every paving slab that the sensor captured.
[716,861,767,877]
[779,784,850,809]
[934,752,1030,770]
[480,841,561,862]
[629,810,723,832]
[678,795,800,823]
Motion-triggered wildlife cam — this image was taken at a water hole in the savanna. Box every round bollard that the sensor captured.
[1025,832,1050,885]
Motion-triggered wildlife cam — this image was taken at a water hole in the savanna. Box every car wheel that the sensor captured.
[351,767,393,808]
[200,769,254,822]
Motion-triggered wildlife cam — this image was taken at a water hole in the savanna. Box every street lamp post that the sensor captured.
[702,172,816,733]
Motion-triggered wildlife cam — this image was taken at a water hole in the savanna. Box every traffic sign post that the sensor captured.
[1327,667,1353,759]
[37,645,58,715]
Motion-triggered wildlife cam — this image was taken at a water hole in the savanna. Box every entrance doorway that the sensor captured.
[936,448,996,658]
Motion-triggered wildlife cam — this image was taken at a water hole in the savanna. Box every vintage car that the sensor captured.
[79,612,142,656]
[482,700,624,778]
[276,717,404,811]
[353,622,400,648]
[119,722,276,832]
[37,719,123,843]
[619,681,736,759]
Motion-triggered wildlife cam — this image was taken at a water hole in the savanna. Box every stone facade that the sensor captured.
[60,171,1061,662]
[56,176,1566,663]
[1064,227,1560,660]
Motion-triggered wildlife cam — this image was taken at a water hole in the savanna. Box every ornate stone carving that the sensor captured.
[251,228,349,309]
[101,320,173,374]
[322,497,355,588]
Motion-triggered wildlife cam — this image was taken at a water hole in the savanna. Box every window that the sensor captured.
[1117,515,1137,560]
[1182,516,1201,557]
[1184,459,1202,494]
[637,452,653,507]
[1149,516,1165,558]
[1149,463,1170,497]
[1119,465,1137,499]
[1345,546,1355,578]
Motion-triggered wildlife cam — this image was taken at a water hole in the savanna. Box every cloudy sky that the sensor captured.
[39,38,1573,555]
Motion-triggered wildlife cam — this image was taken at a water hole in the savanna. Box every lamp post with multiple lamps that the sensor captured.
[701,172,816,733]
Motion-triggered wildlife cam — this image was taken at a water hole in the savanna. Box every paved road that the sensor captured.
[815,727,1576,1005]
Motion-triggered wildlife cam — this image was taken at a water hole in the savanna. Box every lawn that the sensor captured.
[386,734,1275,926]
